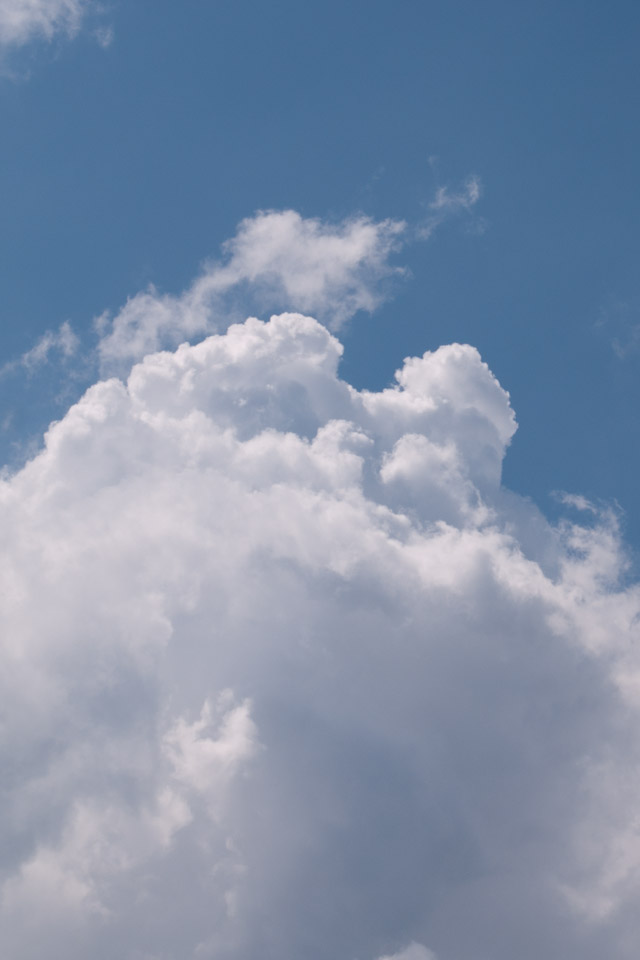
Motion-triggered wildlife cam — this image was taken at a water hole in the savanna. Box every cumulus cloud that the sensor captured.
[0,0,90,47]
[95,191,488,376]
[97,210,406,371]
[1,311,640,959]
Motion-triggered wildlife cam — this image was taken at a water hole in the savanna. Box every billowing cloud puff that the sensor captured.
[0,0,89,47]
[1,312,640,959]
[97,210,406,371]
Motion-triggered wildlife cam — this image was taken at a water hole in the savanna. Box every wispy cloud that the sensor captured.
[597,296,640,359]
[0,0,88,47]
[97,209,407,370]
[21,320,79,369]
[0,0,113,56]
[376,944,438,960]
[417,174,485,240]
[0,320,79,379]
[96,191,486,374]
[93,22,112,49]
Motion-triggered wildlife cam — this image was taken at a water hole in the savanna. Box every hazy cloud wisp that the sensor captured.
[0,0,90,47]
[418,174,484,239]
[97,209,407,372]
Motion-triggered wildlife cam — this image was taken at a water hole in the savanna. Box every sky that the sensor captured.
[2,2,640,959]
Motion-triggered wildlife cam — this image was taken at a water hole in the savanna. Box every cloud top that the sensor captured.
[97,210,406,371]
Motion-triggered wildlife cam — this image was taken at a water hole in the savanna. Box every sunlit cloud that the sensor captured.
[1,306,640,958]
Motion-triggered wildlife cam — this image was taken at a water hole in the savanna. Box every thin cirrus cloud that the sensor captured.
[0,0,91,47]
[2,288,640,959]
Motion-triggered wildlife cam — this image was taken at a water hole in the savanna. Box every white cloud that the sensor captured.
[0,0,90,47]
[1,311,640,959]
[164,693,258,819]
[97,210,406,371]
[95,193,489,375]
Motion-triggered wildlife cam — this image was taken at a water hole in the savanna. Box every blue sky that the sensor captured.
[3,0,640,546]
[3,4,640,960]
